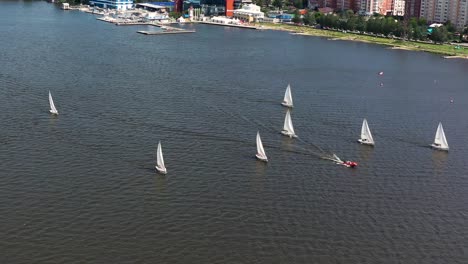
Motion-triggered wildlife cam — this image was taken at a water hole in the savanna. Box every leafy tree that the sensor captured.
[417,17,427,26]
[292,10,302,24]
[412,26,426,40]
[320,14,338,28]
[293,0,303,9]
[346,15,358,31]
[356,15,366,32]
[302,12,316,26]
[430,26,449,43]
[367,17,383,34]
[345,10,354,18]
[338,19,347,30]
[252,0,264,7]
[169,11,182,19]
[409,17,418,29]
[314,12,323,21]
[393,23,404,37]
[272,0,283,9]
[382,17,397,36]
[444,20,456,33]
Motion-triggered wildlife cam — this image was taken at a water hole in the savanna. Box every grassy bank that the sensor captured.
[257,23,468,58]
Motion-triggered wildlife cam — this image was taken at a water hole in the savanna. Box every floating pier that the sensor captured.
[115,21,151,26]
[96,17,195,35]
[138,30,196,35]
[199,21,258,29]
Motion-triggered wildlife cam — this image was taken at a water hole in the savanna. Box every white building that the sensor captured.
[392,0,405,16]
[356,0,377,15]
[454,0,468,29]
[420,0,468,29]
[232,4,264,22]
[210,16,241,24]
[90,0,133,10]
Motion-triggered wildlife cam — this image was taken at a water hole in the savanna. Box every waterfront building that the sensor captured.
[308,0,355,11]
[355,0,403,15]
[232,3,264,22]
[356,0,373,14]
[336,0,357,11]
[234,0,252,9]
[89,0,133,10]
[61,3,70,10]
[392,0,406,16]
[200,0,234,16]
[136,2,174,12]
[183,0,201,10]
[405,0,421,17]
[420,0,467,29]
[453,0,468,29]
[379,0,393,15]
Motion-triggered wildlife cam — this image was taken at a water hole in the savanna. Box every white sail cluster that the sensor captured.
[46,81,451,175]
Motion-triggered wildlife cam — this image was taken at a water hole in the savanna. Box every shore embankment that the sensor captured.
[257,23,468,59]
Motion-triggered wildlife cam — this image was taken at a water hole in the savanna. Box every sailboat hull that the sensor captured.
[281,102,293,108]
[49,110,58,115]
[431,144,449,151]
[358,139,374,146]
[256,154,268,162]
[155,166,167,174]
[281,130,297,138]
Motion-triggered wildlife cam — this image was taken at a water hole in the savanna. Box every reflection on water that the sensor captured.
[251,160,267,193]
[153,173,167,195]
[431,149,448,173]
[358,144,374,163]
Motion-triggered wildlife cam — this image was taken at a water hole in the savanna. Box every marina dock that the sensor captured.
[138,30,196,35]
[96,16,195,35]
[199,21,258,30]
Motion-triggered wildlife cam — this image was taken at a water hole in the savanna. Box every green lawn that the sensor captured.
[258,23,468,57]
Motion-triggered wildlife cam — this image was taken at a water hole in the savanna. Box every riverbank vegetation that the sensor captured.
[258,22,468,57]
[293,10,466,44]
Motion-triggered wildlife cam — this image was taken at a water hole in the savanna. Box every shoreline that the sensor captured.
[258,23,468,59]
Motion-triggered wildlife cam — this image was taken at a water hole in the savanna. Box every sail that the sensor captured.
[283,110,295,135]
[49,91,58,113]
[256,131,267,158]
[434,122,449,149]
[283,84,293,106]
[360,119,374,144]
[157,141,165,169]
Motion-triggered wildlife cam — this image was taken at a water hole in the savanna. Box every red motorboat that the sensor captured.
[343,161,358,168]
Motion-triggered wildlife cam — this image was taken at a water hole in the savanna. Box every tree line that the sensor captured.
[293,10,464,43]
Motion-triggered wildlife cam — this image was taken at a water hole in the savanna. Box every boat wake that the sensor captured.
[320,153,342,163]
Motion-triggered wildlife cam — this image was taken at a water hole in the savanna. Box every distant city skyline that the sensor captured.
[308,0,467,29]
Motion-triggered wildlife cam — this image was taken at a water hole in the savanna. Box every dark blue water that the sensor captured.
[1,1,467,263]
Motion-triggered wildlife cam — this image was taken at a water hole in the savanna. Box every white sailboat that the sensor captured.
[281,109,297,138]
[431,122,449,151]
[49,91,58,115]
[358,118,374,146]
[281,84,293,108]
[155,141,167,174]
[255,131,268,162]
